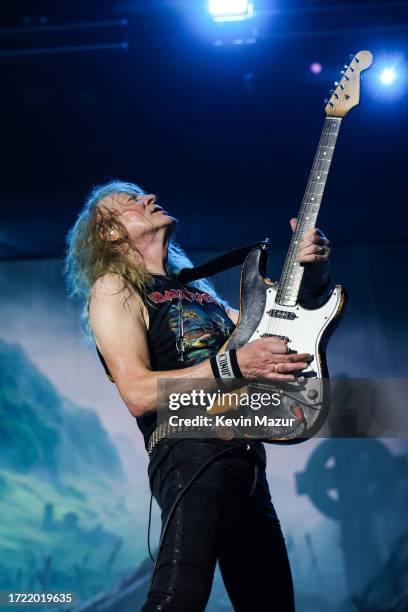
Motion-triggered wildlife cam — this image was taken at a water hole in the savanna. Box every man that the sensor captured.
[65,180,330,611]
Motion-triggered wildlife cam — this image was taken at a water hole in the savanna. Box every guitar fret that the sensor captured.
[276,116,342,306]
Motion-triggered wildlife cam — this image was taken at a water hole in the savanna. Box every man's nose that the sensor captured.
[144,194,157,207]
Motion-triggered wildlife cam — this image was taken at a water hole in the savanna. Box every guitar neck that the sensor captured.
[276,116,342,306]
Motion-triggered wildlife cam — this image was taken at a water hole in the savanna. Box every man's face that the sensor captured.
[99,191,177,239]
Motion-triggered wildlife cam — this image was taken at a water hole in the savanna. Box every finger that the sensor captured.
[297,253,329,264]
[269,352,312,364]
[315,227,327,240]
[299,235,330,250]
[300,225,329,243]
[266,373,296,381]
[298,243,330,258]
[261,338,289,354]
[282,352,313,363]
[275,361,310,373]
[299,227,320,243]
[305,227,327,240]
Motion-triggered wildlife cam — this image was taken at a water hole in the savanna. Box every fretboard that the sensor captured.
[275,116,342,306]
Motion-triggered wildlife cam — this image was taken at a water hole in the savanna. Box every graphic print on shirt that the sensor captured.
[148,288,218,306]
[147,286,234,365]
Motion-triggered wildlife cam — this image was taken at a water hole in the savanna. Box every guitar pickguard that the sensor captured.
[219,246,346,442]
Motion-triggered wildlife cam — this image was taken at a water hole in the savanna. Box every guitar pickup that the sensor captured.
[261,333,290,342]
[267,309,297,320]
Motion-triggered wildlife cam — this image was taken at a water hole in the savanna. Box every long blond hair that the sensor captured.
[64,180,226,339]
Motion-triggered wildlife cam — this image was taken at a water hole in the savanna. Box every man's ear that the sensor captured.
[96,205,121,242]
[107,227,118,241]
[99,224,119,242]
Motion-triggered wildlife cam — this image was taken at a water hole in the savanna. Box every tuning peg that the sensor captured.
[329,89,334,94]
[340,70,345,74]
[349,53,355,59]
[334,81,339,86]
[324,98,329,104]
[344,64,348,69]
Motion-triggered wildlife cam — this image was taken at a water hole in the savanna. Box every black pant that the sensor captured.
[142,438,295,612]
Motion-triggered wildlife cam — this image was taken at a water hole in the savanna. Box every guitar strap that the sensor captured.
[95,239,269,382]
[175,239,269,283]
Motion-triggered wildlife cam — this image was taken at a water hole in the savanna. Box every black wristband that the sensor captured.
[210,349,243,380]
[210,354,221,379]
[228,348,243,378]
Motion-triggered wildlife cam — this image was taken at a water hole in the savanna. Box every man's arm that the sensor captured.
[299,265,331,308]
[292,220,332,308]
[89,273,214,418]
[89,274,313,418]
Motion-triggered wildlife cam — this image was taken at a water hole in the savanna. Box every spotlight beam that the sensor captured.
[209,0,254,23]
[380,68,396,85]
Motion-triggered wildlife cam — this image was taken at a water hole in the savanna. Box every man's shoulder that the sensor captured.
[89,273,146,320]
[91,272,124,298]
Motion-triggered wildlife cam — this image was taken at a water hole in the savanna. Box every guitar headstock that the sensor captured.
[325,50,373,117]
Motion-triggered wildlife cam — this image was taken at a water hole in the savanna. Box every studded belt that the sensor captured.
[147,420,266,467]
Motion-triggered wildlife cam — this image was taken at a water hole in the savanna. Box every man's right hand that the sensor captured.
[236,338,313,380]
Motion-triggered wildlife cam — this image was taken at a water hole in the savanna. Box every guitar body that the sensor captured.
[217,245,346,441]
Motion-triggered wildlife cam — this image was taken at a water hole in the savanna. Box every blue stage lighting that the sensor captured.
[208,0,254,23]
[380,68,396,85]
[364,53,406,102]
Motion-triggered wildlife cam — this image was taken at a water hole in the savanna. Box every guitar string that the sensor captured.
[263,55,350,341]
[266,116,339,342]
[264,72,348,379]
[272,112,342,346]
[272,117,339,341]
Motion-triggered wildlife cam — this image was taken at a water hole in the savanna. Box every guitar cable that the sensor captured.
[147,441,239,591]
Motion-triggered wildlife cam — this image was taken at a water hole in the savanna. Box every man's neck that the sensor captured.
[130,227,171,275]
[145,261,168,275]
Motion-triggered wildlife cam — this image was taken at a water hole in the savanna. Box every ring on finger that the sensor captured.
[318,245,325,255]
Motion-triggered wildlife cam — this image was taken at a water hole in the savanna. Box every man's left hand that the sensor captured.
[290,217,330,266]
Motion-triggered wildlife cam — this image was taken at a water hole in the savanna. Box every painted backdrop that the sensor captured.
[0,243,407,611]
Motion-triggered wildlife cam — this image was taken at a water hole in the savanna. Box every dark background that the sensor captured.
[1,0,408,258]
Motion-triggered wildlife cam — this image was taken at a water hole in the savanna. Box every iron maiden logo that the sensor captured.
[148,288,217,305]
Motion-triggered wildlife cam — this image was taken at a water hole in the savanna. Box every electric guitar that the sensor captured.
[213,50,373,442]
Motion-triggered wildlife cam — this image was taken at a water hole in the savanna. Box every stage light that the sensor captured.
[364,53,406,102]
[310,62,322,75]
[208,0,254,23]
[380,68,396,85]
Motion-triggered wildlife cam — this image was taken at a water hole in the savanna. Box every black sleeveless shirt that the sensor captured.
[97,274,235,449]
